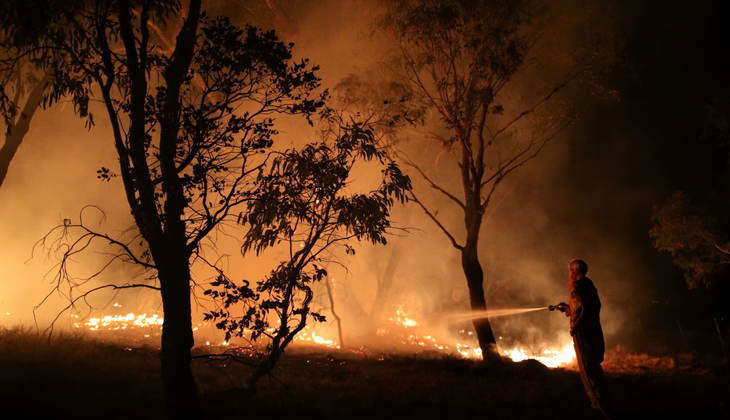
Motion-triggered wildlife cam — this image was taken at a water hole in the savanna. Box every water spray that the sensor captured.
[449,303,576,322]
[450,307,549,322]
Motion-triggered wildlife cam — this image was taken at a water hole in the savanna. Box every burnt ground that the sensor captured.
[0,328,728,420]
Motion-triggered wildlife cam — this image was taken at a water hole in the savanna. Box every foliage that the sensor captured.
[650,191,730,289]
[203,113,411,386]
[0,2,58,189]
[7,4,326,299]
[381,0,530,127]
[335,67,427,135]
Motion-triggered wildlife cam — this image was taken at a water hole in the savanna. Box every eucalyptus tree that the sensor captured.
[1,1,325,417]
[205,110,411,388]
[373,0,620,364]
[0,5,56,190]
[0,71,51,189]
[650,191,730,289]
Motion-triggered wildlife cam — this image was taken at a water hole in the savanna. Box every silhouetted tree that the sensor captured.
[651,101,730,288]
[2,1,324,417]
[0,71,52,189]
[367,0,620,364]
[651,191,730,288]
[204,111,410,388]
[0,6,56,189]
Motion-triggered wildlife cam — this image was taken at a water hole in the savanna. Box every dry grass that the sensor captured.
[1,327,728,420]
[603,345,677,374]
[0,326,164,419]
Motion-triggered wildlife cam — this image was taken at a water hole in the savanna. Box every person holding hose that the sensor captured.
[550,259,608,413]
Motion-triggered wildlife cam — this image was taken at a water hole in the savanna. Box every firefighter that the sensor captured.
[551,259,606,410]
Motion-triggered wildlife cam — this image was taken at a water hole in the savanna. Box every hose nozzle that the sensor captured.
[549,303,568,313]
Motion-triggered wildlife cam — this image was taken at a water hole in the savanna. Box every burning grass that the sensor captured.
[1,326,728,419]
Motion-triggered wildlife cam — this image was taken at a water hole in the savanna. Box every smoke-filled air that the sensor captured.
[0,0,728,419]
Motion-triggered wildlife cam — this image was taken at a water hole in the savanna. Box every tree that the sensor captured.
[0,71,52,189]
[650,191,730,288]
[368,0,619,364]
[204,111,410,388]
[0,9,56,190]
[651,100,730,288]
[2,1,325,417]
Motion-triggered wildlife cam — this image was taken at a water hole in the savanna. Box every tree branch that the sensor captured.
[409,192,464,251]
[491,71,581,141]
[396,147,465,210]
[37,283,161,336]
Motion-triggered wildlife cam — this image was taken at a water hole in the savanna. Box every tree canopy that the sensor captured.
[651,191,730,289]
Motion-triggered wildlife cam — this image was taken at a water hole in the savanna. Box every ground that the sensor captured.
[0,328,727,419]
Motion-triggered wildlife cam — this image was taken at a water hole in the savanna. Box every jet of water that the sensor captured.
[449,307,549,322]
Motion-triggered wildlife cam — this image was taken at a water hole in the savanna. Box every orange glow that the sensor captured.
[73,305,574,367]
[76,313,163,331]
[504,344,576,367]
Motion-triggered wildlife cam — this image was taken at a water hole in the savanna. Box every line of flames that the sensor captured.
[72,311,337,347]
[72,305,575,367]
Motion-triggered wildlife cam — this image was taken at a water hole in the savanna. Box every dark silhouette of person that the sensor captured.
[551,259,606,410]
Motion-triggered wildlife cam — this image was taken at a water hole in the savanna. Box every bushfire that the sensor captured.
[73,305,576,367]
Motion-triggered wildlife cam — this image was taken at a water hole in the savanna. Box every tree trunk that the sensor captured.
[323,271,345,349]
[461,242,503,366]
[0,74,52,189]
[369,244,404,327]
[368,206,412,335]
[157,250,201,419]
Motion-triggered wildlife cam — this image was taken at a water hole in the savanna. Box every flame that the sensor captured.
[76,313,163,331]
[390,305,418,327]
[384,306,575,366]
[296,330,337,347]
[504,344,576,368]
[74,308,340,349]
[72,305,576,367]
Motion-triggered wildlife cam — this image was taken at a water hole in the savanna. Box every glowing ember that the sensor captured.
[456,344,482,358]
[504,344,576,368]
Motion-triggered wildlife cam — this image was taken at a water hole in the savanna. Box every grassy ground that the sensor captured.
[0,327,728,420]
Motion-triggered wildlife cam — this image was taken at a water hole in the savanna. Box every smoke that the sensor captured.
[0,0,652,357]
[0,102,134,326]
